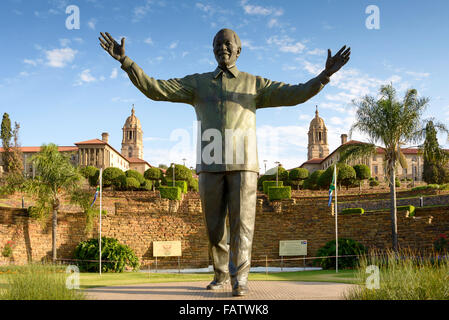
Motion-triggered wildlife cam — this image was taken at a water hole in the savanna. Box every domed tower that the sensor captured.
[121,106,143,159]
[307,106,329,160]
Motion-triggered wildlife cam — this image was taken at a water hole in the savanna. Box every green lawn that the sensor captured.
[78,269,356,289]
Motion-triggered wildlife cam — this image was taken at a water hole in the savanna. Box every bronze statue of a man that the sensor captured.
[99,28,350,296]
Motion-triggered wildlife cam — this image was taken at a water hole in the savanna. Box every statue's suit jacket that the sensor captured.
[121,56,330,173]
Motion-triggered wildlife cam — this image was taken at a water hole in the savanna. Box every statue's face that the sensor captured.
[213,29,241,69]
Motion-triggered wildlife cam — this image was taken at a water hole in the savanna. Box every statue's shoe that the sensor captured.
[232,284,249,296]
[206,279,230,290]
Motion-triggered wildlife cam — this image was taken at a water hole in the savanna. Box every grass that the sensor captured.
[0,263,86,300]
[78,269,356,289]
[344,249,449,300]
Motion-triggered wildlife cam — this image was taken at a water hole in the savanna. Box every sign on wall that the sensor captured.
[153,241,182,257]
[279,240,307,256]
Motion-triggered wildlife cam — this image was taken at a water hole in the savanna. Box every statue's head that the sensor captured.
[213,28,241,69]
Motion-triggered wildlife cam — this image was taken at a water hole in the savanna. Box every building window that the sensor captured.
[374,165,378,174]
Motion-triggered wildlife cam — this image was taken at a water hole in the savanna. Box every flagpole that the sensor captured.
[99,168,103,276]
[334,164,338,273]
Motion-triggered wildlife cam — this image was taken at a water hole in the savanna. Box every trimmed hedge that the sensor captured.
[268,186,291,201]
[159,186,182,200]
[141,179,153,191]
[165,180,188,193]
[125,170,145,185]
[263,180,283,194]
[341,208,365,215]
[125,177,140,190]
[397,205,416,217]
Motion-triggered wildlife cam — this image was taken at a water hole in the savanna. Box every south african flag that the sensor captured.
[90,186,100,208]
[328,166,336,207]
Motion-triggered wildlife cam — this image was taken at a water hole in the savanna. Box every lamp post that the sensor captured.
[171,163,175,187]
[275,161,280,186]
[182,158,186,166]
[263,160,267,174]
[412,157,416,188]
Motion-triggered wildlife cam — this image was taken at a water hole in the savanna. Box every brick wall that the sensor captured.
[1,192,448,268]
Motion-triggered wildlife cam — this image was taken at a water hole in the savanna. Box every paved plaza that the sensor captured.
[87,281,354,300]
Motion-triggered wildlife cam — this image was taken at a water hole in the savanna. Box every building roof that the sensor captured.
[302,158,324,165]
[309,106,326,129]
[126,157,152,167]
[74,139,106,145]
[0,146,78,153]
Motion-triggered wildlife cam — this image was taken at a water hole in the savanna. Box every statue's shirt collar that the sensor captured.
[213,65,240,79]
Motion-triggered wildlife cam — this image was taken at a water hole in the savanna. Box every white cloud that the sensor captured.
[242,3,283,16]
[87,19,96,30]
[75,69,96,86]
[267,35,305,54]
[24,59,38,66]
[59,38,71,47]
[169,41,179,49]
[110,68,118,79]
[405,71,430,79]
[45,48,77,68]
[144,37,154,45]
[307,48,325,56]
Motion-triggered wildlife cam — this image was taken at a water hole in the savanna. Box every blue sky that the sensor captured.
[1,0,449,170]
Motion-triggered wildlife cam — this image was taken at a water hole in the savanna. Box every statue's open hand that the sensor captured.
[99,32,126,63]
[325,45,351,77]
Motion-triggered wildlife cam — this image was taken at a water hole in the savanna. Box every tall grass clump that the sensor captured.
[344,249,449,300]
[0,263,85,300]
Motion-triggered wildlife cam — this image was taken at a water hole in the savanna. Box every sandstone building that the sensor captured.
[0,108,151,176]
[300,107,425,182]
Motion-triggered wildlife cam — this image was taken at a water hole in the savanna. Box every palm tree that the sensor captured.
[339,84,430,251]
[26,144,82,262]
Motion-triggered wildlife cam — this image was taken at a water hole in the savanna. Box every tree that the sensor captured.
[317,166,334,190]
[165,164,192,181]
[338,164,356,190]
[102,167,125,188]
[26,144,82,261]
[289,168,309,190]
[125,169,145,185]
[420,120,449,184]
[1,113,12,173]
[353,164,371,191]
[0,121,25,194]
[304,170,323,190]
[144,167,163,190]
[339,84,430,251]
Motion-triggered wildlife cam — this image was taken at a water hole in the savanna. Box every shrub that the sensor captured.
[433,234,449,253]
[306,170,324,190]
[258,174,274,191]
[411,184,439,191]
[125,170,145,185]
[369,179,380,187]
[165,164,192,181]
[397,205,415,217]
[278,167,289,181]
[113,174,127,190]
[289,168,309,190]
[73,237,140,273]
[341,208,365,215]
[102,167,125,188]
[314,238,367,270]
[144,167,163,181]
[159,186,182,200]
[263,180,283,194]
[80,166,99,186]
[125,177,140,190]
[353,164,371,181]
[338,164,357,189]
[141,179,153,191]
[268,186,291,201]
[187,176,199,192]
[317,166,334,189]
[165,180,188,193]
